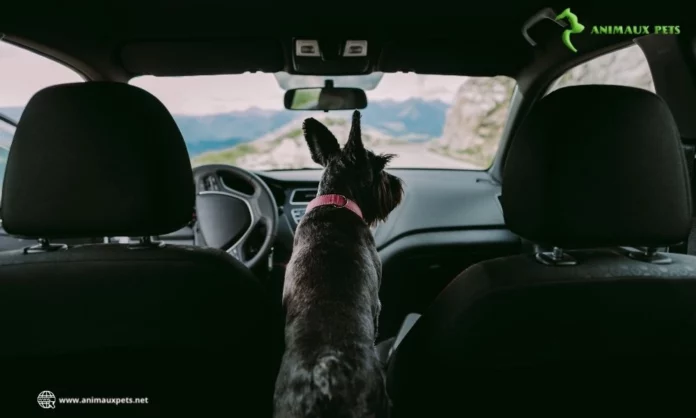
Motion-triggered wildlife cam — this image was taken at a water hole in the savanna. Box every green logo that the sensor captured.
[556,8,585,53]
[553,8,679,52]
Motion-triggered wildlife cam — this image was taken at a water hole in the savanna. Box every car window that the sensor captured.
[548,44,655,93]
[0,118,13,190]
[0,40,83,195]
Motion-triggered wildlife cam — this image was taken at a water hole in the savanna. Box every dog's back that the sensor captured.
[274,343,387,418]
[275,208,387,418]
[274,112,402,418]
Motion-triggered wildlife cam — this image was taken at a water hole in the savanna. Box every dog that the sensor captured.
[273,110,404,418]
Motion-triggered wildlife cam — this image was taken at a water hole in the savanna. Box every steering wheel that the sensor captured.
[192,164,278,269]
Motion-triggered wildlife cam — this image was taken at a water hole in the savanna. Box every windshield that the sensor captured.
[131,73,516,170]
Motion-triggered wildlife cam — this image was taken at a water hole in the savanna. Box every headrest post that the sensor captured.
[127,236,164,250]
[627,247,672,264]
[24,237,68,254]
[552,247,564,260]
[535,246,577,266]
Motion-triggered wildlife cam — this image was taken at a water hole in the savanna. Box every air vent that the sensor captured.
[290,189,318,205]
[290,208,306,224]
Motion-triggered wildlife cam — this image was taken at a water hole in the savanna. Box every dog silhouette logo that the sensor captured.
[556,8,585,52]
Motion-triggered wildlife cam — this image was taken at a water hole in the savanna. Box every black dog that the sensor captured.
[274,111,404,418]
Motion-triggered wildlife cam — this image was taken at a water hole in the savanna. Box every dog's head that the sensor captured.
[302,110,404,226]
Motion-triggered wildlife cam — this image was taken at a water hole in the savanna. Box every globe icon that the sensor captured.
[37,390,56,409]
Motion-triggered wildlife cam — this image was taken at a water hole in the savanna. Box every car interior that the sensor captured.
[1,3,695,416]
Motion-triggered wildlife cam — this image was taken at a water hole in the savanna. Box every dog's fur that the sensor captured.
[273,111,404,418]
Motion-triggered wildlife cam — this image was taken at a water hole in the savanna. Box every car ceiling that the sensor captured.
[0,3,687,82]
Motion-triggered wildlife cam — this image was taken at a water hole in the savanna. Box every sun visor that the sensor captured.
[120,39,285,76]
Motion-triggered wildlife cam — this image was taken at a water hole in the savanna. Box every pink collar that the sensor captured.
[305,194,363,220]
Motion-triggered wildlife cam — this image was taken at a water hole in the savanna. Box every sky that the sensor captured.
[0,40,467,115]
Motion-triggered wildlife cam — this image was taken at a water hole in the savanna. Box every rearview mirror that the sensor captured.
[284,87,367,111]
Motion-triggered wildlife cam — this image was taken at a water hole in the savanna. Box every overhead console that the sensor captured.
[291,38,373,75]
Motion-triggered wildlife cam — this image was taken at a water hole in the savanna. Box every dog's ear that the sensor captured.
[343,110,366,160]
[302,118,341,166]
[374,153,395,172]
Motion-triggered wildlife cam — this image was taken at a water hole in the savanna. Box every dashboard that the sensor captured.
[256,168,515,247]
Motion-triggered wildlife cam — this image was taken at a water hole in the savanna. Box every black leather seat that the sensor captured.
[386,85,696,415]
[0,83,280,416]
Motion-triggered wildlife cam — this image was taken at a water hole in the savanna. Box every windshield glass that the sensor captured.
[131,73,516,170]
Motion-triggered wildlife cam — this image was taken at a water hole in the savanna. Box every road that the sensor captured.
[371,143,480,170]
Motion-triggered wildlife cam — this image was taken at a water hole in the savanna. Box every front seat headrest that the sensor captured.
[502,85,691,249]
[1,82,194,238]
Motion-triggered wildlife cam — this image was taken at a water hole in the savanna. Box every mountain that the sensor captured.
[173,108,297,144]
[192,114,411,170]
[431,76,516,167]
[0,97,449,157]
[360,98,449,141]
[173,98,448,152]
